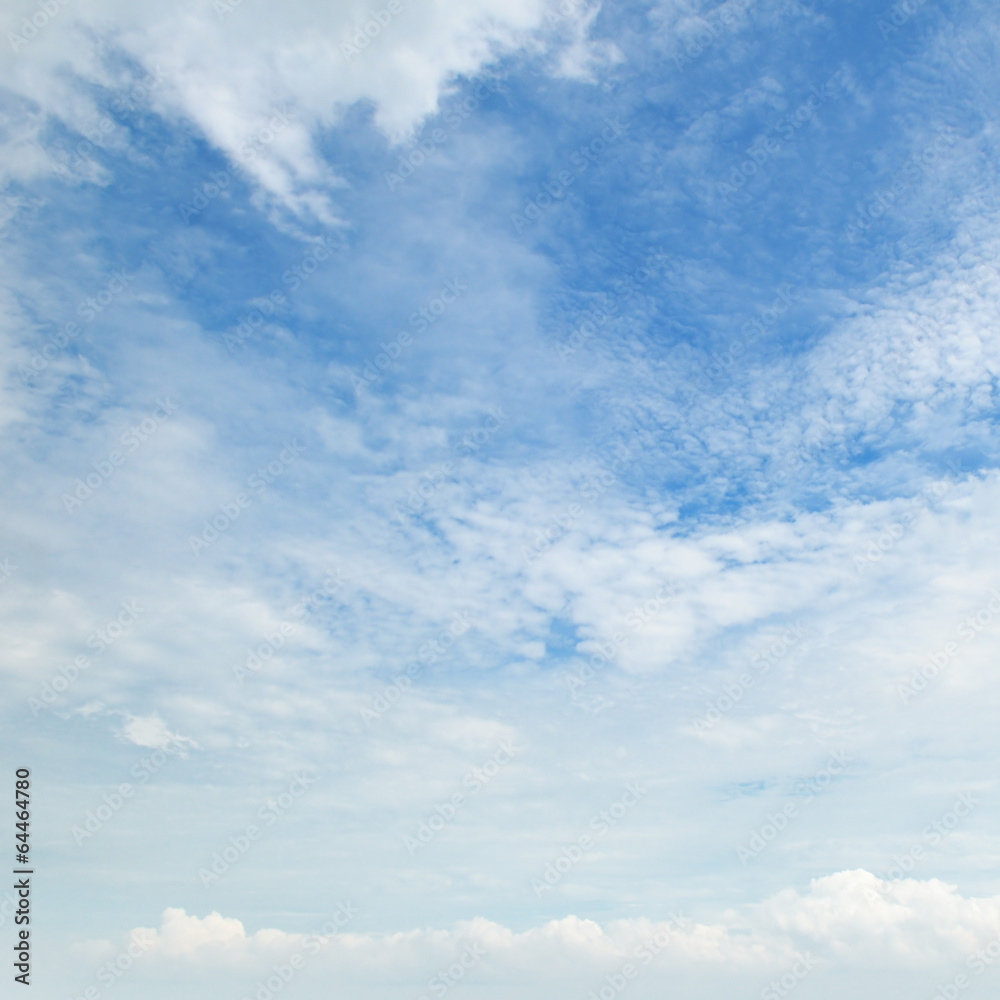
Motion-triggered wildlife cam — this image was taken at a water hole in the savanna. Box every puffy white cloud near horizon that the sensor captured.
[66,871,1000,998]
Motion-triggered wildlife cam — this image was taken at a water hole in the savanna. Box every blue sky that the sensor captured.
[2,0,1000,997]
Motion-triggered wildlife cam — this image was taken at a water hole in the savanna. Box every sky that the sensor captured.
[1,0,1000,997]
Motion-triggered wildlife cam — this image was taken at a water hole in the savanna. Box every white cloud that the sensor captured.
[0,0,610,225]
[135,907,250,957]
[102,871,1000,991]
[120,711,196,749]
[757,869,1000,964]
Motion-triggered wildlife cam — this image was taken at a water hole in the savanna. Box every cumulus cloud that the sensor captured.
[102,872,1000,992]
